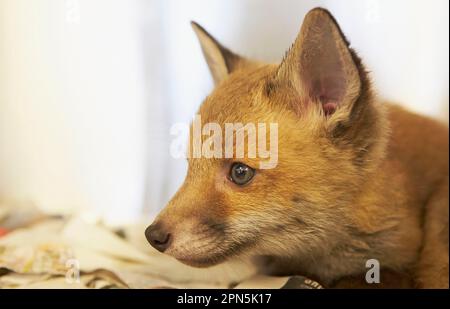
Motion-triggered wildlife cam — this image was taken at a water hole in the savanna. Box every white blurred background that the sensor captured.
[0,0,448,225]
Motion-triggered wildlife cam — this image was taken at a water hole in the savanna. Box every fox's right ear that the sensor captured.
[191,21,250,85]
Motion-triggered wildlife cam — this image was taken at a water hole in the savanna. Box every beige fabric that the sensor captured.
[0,215,291,289]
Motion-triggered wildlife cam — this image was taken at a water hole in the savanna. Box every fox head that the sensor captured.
[146,8,388,275]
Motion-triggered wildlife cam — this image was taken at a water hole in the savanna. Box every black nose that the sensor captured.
[145,223,172,252]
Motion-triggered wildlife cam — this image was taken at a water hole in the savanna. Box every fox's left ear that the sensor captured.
[191,21,253,85]
[274,8,364,118]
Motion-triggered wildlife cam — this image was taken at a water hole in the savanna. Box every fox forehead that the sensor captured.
[186,62,322,169]
[198,65,280,124]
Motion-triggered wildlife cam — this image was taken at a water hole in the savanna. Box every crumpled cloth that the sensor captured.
[0,211,322,289]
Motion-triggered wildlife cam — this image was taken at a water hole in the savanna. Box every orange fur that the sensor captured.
[148,8,448,288]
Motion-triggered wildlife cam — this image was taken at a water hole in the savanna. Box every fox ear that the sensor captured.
[275,8,362,117]
[191,21,250,85]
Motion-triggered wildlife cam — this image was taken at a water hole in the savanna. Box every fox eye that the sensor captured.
[229,163,255,185]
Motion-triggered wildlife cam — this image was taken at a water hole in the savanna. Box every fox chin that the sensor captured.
[145,8,449,288]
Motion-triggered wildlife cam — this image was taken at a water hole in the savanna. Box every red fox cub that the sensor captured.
[146,8,449,288]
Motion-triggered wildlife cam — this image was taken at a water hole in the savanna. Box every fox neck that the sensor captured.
[302,157,422,285]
